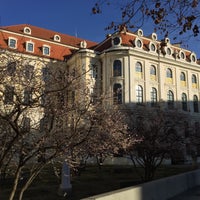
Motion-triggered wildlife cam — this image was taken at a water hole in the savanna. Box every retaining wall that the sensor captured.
[82,169,200,200]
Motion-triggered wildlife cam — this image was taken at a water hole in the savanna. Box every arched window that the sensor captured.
[113,60,122,77]
[150,65,156,81]
[192,74,197,83]
[166,68,172,78]
[135,62,142,72]
[113,83,122,104]
[184,121,189,137]
[182,93,187,111]
[180,72,186,87]
[192,74,197,88]
[167,90,174,109]
[136,85,143,104]
[151,87,157,106]
[150,65,156,75]
[193,95,199,113]
[180,72,186,81]
[135,62,143,79]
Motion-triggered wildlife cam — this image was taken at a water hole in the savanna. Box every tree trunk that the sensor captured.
[9,167,22,200]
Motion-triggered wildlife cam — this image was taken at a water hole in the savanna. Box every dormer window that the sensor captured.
[134,38,143,48]
[26,41,34,52]
[166,47,172,55]
[180,51,185,59]
[43,45,50,56]
[54,34,61,42]
[8,37,17,49]
[149,42,157,52]
[24,27,31,35]
[112,36,121,46]
[190,53,196,62]
[136,29,143,37]
[151,33,157,41]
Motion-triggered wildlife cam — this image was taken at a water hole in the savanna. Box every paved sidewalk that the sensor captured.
[169,186,200,200]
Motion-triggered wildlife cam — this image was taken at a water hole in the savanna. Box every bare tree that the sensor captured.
[0,52,131,199]
[92,0,200,42]
[123,105,187,182]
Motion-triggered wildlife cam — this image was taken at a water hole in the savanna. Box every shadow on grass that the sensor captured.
[1,164,198,200]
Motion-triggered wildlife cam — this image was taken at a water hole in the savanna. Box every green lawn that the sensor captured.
[1,164,198,200]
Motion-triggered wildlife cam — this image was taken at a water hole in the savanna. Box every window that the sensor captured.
[150,65,156,75]
[43,46,50,56]
[40,115,51,132]
[150,43,156,51]
[23,88,32,105]
[135,62,142,72]
[7,62,16,76]
[180,51,185,59]
[182,93,187,111]
[22,117,31,132]
[40,90,46,106]
[113,60,122,76]
[166,68,173,84]
[166,68,172,78]
[57,91,65,108]
[180,72,186,81]
[135,62,143,78]
[4,85,14,104]
[150,65,156,81]
[42,67,50,81]
[195,122,199,136]
[90,64,97,79]
[180,72,186,87]
[193,95,199,113]
[166,47,172,55]
[136,39,142,48]
[113,37,121,46]
[24,65,34,79]
[136,85,143,104]
[113,83,122,104]
[24,27,31,34]
[190,53,196,62]
[26,42,34,52]
[151,87,157,106]
[54,34,61,42]
[167,90,174,109]
[195,122,200,154]
[192,74,197,88]
[184,121,190,137]
[8,38,17,48]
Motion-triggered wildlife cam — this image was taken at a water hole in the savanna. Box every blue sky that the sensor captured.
[1,0,200,57]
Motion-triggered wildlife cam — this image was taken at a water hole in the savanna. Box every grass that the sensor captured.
[1,164,198,200]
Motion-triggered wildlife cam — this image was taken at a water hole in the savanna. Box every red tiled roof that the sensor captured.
[94,30,197,64]
[0,24,97,61]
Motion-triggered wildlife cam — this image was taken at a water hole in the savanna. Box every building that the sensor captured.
[0,24,200,162]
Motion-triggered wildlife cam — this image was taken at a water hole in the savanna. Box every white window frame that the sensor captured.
[179,50,185,60]
[54,34,61,42]
[8,37,17,49]
[134,38,143,49]
[43,45,50,56]
[149,42,157,52]
[190,53,197,63]
[24,27,31,34]
[26,41,34,52]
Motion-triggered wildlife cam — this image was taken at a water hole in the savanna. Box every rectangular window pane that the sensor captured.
[9,39,16,48]
[43,46,50,55]
[27,43,34,52]
[23,88,32,104]
[4,86,14,104]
